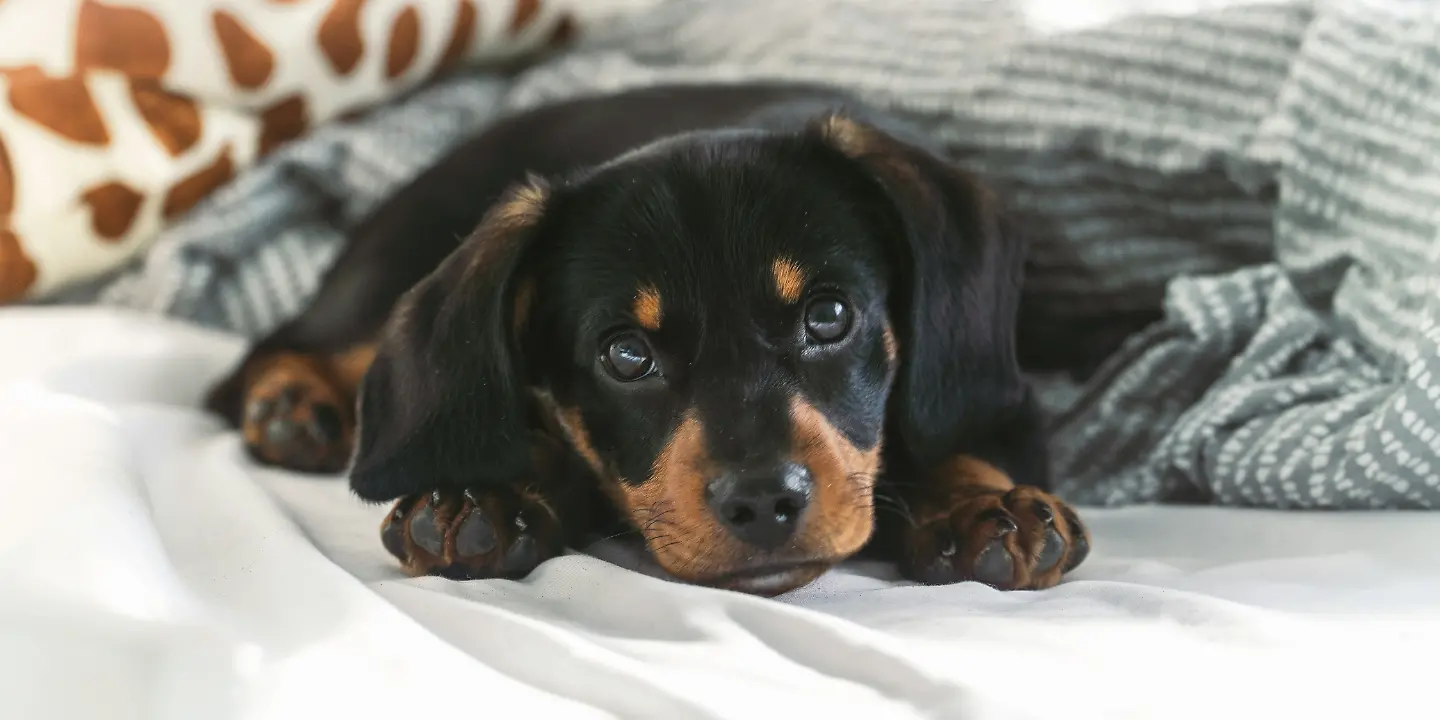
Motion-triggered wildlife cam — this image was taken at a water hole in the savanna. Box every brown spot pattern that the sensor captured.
[510,0,539,34]
[318,0,368,76]
[546,13,577,47]
[75,0,171,78]
[213,10,276,90]
[163,146,234,220]
[7,67,109,145]
[129,80,202,156]
[0,229,37,302]
[258,94,309,156]
[0,135,12,215]
[81,181,145,241]
[439,0,477,69]
[770,257,806,303]
[385,6,421,79]
[632,286,662,330]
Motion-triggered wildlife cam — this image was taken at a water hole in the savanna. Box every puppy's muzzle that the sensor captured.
[704,461,814,550]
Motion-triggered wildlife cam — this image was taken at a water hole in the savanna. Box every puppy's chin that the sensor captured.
[676,561,833,597]
[708,562,832,596]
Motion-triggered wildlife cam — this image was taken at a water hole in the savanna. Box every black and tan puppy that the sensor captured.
[207,83,1093,595]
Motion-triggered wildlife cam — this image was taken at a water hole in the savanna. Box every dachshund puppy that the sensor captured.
[207,84,1090,595]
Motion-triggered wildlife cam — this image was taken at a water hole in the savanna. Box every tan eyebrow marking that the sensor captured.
[771,257,807,304]
[633,285,662,330]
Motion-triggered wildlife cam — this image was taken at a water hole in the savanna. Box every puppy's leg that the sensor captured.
[379,434,580,580]
[887,456,1089,590]
[218,345,374,473]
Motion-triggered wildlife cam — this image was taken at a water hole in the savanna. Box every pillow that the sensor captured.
[0,0,580,303]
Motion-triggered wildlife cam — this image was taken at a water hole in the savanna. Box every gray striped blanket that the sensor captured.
[78,0,1440,508]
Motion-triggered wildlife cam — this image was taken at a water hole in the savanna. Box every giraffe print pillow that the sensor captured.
[0,0,579,303]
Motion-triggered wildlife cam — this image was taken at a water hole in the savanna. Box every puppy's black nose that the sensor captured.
[704,462,814,550]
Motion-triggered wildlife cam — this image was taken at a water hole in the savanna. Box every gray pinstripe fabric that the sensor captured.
[78,0,1440,508]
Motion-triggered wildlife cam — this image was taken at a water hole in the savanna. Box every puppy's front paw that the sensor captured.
[900,486,1089,590]
[381,488,562,580]
[242,355,351,473]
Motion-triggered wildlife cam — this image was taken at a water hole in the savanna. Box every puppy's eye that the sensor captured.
[804,296,852,343]
[602,331,657,381]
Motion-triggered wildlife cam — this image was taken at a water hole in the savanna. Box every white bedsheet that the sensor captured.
[2,308,1438,720]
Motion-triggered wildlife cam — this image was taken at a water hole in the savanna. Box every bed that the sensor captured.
[2,307,1437,720]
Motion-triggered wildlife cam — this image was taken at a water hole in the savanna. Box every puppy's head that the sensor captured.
[350,114,1027,595]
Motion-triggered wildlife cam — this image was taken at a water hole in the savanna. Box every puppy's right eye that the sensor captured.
[601,331,657,382]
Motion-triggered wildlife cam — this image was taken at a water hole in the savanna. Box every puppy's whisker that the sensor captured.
[872,501,919,528]
[592,527,641,542]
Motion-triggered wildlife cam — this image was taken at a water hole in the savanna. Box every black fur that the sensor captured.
[210,83,1128,588]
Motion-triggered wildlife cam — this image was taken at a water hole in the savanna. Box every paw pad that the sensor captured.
[903,489,1089,591]
[241,365,351,473]
[382,490,560,581]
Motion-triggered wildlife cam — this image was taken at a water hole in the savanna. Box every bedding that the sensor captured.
[2,307,1439,720]
[60,0,1440,510]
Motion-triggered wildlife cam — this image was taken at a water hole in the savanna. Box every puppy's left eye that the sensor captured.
[602,331,657,381]
[805,296,852,343]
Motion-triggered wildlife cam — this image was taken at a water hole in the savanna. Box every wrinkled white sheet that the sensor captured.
[2,308,1438,720]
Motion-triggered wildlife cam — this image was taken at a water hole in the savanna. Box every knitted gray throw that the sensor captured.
[79,0,1440,509]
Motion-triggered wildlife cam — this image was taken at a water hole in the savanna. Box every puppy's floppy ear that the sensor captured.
[348,181,549,502]
[813,115,1028,468]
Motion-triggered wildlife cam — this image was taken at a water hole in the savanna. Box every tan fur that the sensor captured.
[512,276,536,336]
[555,407,605,477]
[817,114,877,158]
[882,323,899,364]
[603,413,721,579]
[603,398,879,586]
[328,344,377,392]
[788,397,880,556]
[935,455,1016,495]
[632,285,663,330]
[463,180,548,280]
[770,257,807,303]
